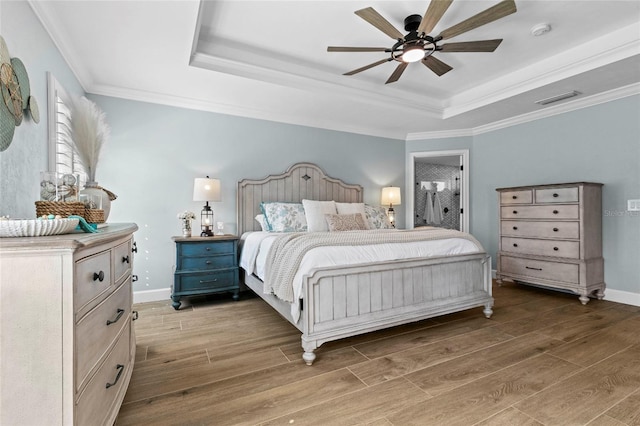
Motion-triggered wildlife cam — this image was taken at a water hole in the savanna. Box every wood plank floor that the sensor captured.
[116,281,640,426]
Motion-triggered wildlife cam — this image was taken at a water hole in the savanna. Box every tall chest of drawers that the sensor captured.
[0,223,138,425]
[496,183,605,304]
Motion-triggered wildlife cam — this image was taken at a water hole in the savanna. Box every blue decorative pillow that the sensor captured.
[260,202,307,232]
[364,204,392,229]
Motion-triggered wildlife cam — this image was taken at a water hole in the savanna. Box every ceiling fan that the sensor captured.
[328,0,517,84]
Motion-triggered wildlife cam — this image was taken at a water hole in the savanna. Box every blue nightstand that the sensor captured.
[171,235,239,310]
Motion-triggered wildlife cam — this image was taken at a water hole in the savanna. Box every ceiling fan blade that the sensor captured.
[344,58,391,76]
[417,0,453,35]
[354,7,404,40]
[422,56,453,76]
[439,0,517,40]
[328,46,389,52]
[385,62,409,84]
[439,39,503,52]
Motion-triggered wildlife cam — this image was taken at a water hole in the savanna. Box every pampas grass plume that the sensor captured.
[70,97,110,182]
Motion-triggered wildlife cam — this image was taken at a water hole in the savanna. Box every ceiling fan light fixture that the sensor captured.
[402,46,425,63]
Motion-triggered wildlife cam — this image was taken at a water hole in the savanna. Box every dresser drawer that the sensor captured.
[502,237,580,259]
[501,221,580,239]
[113,240,132,284]
[76,279,131,392]
[501,205,579,220]
[176,269,238,292]
[75,250,112,312]
[179,241,235,257]
[500,190,532,205]
[535,187,579,203]
[76,325,131,426]
[180,254,236,271]
[501,256,579,284]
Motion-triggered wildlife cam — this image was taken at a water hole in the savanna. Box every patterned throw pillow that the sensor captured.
[335,202,369,229]
[364,204,392,229]
[259,202,307,232]
[324,213,367,232]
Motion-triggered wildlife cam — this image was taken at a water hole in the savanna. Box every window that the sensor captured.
[47,73,86,182]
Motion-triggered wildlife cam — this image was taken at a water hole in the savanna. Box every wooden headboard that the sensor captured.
[237,162,363,235]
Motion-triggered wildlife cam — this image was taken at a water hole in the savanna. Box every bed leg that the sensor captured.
[302,338,317,366]
[483,302,493,319]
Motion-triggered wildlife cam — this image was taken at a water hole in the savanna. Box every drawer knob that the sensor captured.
[512,226,518,230]
[93,271,105,282]
[132,310,139,321]
[205,247,211,251]
[553,227,559,232]
[553,247,559,251]
[205,260,211,265]
[106,364,125,389]
[525,266,543,271]
[106,308,125,326]
[513,243,518,247]
[513,210,518,215]
[553,210,559,214]
[122,255,130,264]
[132,242,138,253]
[199,278,218,284]
[553,193,559,198]
[132,275,139,282]
[512,195,517,199]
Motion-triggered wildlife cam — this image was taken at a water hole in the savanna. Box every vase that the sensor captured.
[182,220,192,237]
[80,181,112,221]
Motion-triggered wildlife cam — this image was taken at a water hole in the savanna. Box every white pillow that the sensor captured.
[302,200,337,232]
[335,202,369,229]
[254,214,268,231]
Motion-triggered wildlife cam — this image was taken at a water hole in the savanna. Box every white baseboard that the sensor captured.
[491,270,640,307]
[133,288,171,304]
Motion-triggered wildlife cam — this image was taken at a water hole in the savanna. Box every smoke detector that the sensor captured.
[531,23,551,36]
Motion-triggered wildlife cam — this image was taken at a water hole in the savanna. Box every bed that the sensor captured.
[237,162,493,365]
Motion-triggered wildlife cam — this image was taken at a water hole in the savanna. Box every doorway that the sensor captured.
[406,150,469,232]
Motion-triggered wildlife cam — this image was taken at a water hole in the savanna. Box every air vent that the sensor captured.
[535,91,581,106]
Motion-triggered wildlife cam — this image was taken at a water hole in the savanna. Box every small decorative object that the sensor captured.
[40,172,79,202]
[79,193,105,223]
[193,176,221,237]
[0,35,38,152]
[0,217,79,238]
[70,96,117,221]
[216,221,224,236]
[177,211,196,238]
[381,186,402,228]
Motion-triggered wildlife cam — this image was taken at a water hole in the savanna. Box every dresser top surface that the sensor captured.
[496,182,603,192]
[0,223,138,251]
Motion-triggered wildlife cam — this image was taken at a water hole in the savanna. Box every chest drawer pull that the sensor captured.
[205,247,211,251]
[513,243,518,247]
[205,260,211,265]
[512,195,517,199]
[132,310,139,321]
[132,275,139,282]
[553,227,559,232]
[106,364,125,389]
[106,308,125,326]
[93,271,105,282]
[122,255,130,264]
[512,226,518,230]
[553,210,559,214]
[525,266,543,271]
[513,210,518,215]
[553,193,559,198]
[132,241,138,253]
[199,278,218,284]
[553,247,559,251]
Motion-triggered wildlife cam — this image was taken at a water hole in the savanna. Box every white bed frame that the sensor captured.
[238,162,493,365]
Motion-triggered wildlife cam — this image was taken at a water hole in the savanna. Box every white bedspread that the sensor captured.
[239,229,483,322]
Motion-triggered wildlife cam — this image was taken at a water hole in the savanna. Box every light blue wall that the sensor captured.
[0,2,85,218]
[87,95,405,293]
[408,95,640,296]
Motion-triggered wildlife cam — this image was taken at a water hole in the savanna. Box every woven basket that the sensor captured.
[84,209,105,224]
[35,201,85,218]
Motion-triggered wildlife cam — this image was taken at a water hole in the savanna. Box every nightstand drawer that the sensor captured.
[180,254,236,270]
[501,256,579,284]
[177,270,238,292]
[501,221,580,239]
[179,241,235,257]
[502,237,580,259]
[501,205,579,220]
[535,187,579,203]
[500,190,532,204]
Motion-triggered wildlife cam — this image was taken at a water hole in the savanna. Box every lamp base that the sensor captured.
[200,228,214,237]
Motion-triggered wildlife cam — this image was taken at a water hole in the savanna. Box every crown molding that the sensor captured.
[27,0,89,92]
[406,83,640,141]
[443,23,640,119]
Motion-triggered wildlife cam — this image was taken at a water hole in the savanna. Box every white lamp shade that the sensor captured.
[193,178,221,202]
[381,186,401,206]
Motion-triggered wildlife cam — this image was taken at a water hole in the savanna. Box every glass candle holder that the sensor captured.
[40,172,80,202]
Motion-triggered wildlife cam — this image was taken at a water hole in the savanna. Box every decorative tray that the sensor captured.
[0,218,80,237]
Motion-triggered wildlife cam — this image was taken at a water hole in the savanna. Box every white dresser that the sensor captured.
[496,183,605,304]
[0,223,138,425]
